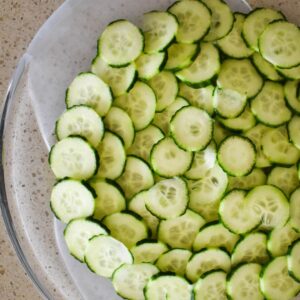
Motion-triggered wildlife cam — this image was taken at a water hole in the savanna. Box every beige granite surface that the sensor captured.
[0,0,299,299]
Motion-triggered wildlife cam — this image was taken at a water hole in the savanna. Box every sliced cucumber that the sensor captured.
[247,185,289,231]
[155,249,192,276]
[227,263,264,300]
[260,256,300,300]
[261,126,300,165]
[146,177,188,219]
[130,240,168,264]
[149,71,178,112]
[158,209,205,250]
[213,121,232,145]
[186,248,231,282]
[176,42,220,88]
[193,271,227,300]
[103,212,148,248]
[91,56,136,97]
[290,188,300,232]
[49,137,98,180]
[165,43,198,72]
[217,13,253,58]
[193,222,239,253]
[85,235,133,278]
[217,59,263,99]
[64,218,107,262]
[150,137,192,177]
[114,81,156,130]
[288,240,300,282]
[143,11,178,53]
[288,115,300,149]
[259,21,300,69]
[104,107,134,149]
[231,232,269,266]
[179,83,214,115]
[116,156,154,199]
[112,263,159,300]
[170,106,213,151]
[95,132,126,180]
[278,65,300,80]
[202,0,234,42]
[188,163,228,222]
[56,105,104,148]
[89,179,126,221]
[285,80,300,114]
[168,0,211,43]
[98,20,143,67]
[251,81,291,127]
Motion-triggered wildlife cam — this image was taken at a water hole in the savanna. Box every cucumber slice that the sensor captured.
[231,232,269,266]
[146,177,189,220]
[135,52,166,80]
[127,125,164,163]
[193,222,239,253]
[247,185,290,231]
[227,263,264,300]
[143,11,178,54]
[150,137,192,177]
[244,124,271,168]
[260,256,300,300]
[152,97,189,134]
[91,56,136,97]
[217,13,253,59]
[50,179,95,224]
[170,106,213,151]
[116,156,154,199]
[112,263,159,300]
[103,212,148,248]
[213,87,247,119]
[149,71,178,112]
[217,59,263,99]
[288,240,300,282]
[251,81,291,127]
[186,248,231,282]
[261,126,300,165]
[259,21,300,69]
[49,137,98,180]
[184,141,216,180]
[219,189,260,234]
[278,65,300,80]
[64,218,107,262]
[202,0,234,42]
[217,136,256,177]
[176,42,220,88]
[252,52,283,81]
[188,163,228,222]
[95,132,126,180]
[114,81,156,130]
[179,83,214,115]
[56,105,104,148]
[290,188,300,232]
[99,20,143,67]
[104,107,134,149]
[242,8,284,52]
[85,235,133,278]
[89,179,126,221]
[288,115,300,149]
[168,0,211,43]
[155,249,192,276]
[193,271,227,300]
[130,240,168,263]
[158,209,205,250]
[128,190,159,239]
[144,274,192,300]
[213,121,232,145]
[285,80,300,114]
[66,73,112,116]
[268,223,300,257]
[267,165,299,197]
[228,168,267,192]
[165,43,198,71]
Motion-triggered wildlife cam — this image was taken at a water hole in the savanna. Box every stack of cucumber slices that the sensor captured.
[48,0,300,299]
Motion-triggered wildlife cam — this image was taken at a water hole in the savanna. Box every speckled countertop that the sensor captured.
[0,0,299,299]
